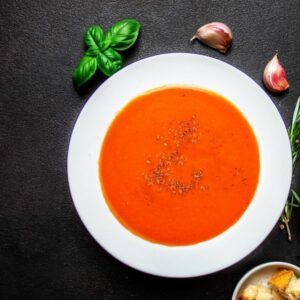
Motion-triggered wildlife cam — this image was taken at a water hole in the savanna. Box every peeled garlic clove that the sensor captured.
[191,22,232,53]
[263,54,289,93]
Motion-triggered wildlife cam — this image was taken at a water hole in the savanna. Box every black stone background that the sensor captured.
[0,1,300,299]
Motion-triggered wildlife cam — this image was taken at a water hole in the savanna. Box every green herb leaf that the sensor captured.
[84,26,104,50]
[288,97,300,168]
[72,55,97,88]
[97,48,122,77]
[105,19,140,51]
[281,97,300,240]
[285,200,292,220]
[85,46,101,57]
[292,189,300,205]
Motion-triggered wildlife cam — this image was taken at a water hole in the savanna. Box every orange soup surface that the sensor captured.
[99,87,260,246]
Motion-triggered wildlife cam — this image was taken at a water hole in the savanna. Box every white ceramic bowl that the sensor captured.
[68,53,292,278]
[232,262,300,299]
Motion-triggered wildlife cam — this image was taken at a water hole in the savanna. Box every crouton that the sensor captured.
[256,286,272,300]
[293,278,300,298]
[272,290,284,300]
[285,276,300,299]
[239,284,259,300]
[268,269,294,292]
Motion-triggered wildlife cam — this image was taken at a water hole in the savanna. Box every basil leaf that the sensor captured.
[292,190,300,205]
[84,26,104,50]
[97,48,122,77]
[85,46,101,57]
[105,19,140,51]
[72,55,97,88]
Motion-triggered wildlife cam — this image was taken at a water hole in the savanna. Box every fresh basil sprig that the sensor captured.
[72,19,140,88]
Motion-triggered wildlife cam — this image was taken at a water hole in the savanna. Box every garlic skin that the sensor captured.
[263,54,289,93]
[191,22,232,53]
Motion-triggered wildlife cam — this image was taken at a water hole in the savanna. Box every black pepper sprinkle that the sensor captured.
[144,116,204,195]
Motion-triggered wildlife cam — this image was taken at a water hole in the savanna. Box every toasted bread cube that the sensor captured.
[285,276,300,299]
[256,286,272,300]
[293,278,300,298]
[272,290,285,300]
[285,275,297,297]
[239,284,258,300]
[269,269,294,291]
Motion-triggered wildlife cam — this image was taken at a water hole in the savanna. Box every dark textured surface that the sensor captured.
[0,0,300,299]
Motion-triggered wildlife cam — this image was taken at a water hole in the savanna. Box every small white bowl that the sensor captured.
[232,262,300,300]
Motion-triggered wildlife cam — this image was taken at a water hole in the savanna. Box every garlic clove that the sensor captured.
[191,22,232,54]
[263,54,289,93]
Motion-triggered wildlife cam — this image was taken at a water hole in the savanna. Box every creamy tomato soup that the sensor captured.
[99,86,260,246]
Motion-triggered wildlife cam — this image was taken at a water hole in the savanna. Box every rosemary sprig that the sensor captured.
[288,97,300,168]
[281,97,300,241]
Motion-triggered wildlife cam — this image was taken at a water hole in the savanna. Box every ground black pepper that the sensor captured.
[144,116,203,195]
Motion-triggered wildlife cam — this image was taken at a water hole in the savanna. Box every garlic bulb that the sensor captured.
[263,54,289,93]
[191,22,232,54]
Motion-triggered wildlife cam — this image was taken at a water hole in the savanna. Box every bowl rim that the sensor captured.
[231,261,300,299]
